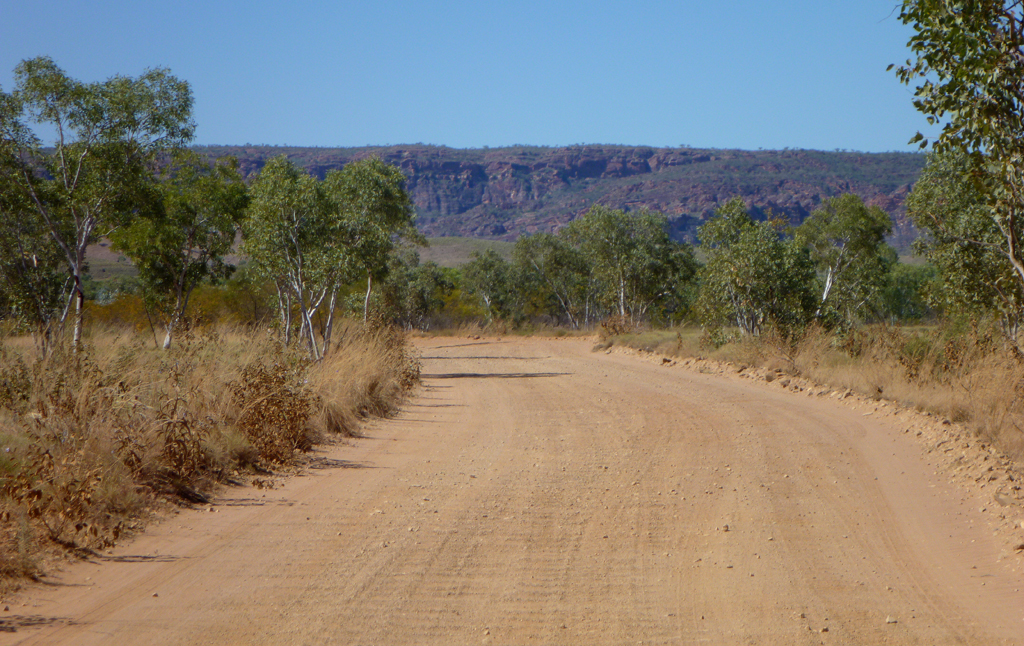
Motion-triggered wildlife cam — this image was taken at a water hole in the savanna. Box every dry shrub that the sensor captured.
[770,322,1024,460]
[0,317,419,583]
[599,315,638,338]
[0,439,108,548]
[611,321,1024,461]
[229,353,317,463]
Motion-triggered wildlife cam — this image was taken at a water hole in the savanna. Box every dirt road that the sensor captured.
[2,337,1022,644]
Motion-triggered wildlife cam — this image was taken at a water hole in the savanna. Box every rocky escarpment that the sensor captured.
[197,144,925,248]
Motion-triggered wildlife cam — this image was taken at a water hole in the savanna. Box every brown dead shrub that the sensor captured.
[0,316,419,586]
[230,358,317,463]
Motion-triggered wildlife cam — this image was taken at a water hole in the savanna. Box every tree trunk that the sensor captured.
[319,288,339,358]
[618,277,626,319]
[72,279,84,351]
[816,266,836,319]
[363,273,372,323]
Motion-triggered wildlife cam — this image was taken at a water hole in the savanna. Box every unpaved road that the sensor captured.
[2,337,1023,645]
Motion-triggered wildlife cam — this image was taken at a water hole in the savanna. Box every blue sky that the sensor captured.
[0,1,930,152]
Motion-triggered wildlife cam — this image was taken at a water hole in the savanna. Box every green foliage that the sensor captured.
[461,249,523,323]
[906,150,1024,335]
[242,156,419,357]
[875,262,937,323]
[895,2,1024,340]
[376,249,455,330]
[563,205,696,324]
[894,1,1024,157]
[243,157,347,359]
[322,156,420,321]
[109,151,247,349]
[0,56,194,348]
[794,194,895,328]
[0,163,70,348]
[512,232,597,328]
[696,198,816,336]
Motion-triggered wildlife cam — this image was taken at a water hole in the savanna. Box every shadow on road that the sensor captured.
[430,341,507,349]
[97,554,182,564]
[0,615,76,633]
[421,372,570,380]
[307,458,375,470]
[420,356,544,360]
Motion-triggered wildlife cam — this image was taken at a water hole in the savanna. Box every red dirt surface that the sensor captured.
[1,337,1021,644]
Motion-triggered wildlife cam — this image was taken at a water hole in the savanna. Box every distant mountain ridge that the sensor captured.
[196,144,926,249]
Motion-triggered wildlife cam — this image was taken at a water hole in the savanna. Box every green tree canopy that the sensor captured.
[696,198,816,336]
[0,56,194,348]
[377,249,455,331]
[461,249,522,324]
[907,149,1024,336]
[0,144,70,351]
[512,232,598,329]
[323,156,420,322]
[243,157,346,359]
[564,205,695,325]
[110,151,248,348]
[794,193,895,327]
[894,1,1024,331]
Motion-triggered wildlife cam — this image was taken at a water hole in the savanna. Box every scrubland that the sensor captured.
[605,322,1024,462]
[0,320,419,589]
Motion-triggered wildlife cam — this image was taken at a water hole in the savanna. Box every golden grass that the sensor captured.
[418,237,514,267]
[608,323,1024,461]
[0,318,418,587]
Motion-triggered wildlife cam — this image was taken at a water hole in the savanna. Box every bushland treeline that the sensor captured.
[0,56,1013,360]
[0,58,427,576]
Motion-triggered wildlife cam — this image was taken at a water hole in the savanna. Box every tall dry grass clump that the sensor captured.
[608,323,1024,461]
[0,319,418,586]
[308,320,421,437]
[789,323,1024,459]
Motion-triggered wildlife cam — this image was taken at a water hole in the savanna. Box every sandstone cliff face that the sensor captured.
[198,144,925,247]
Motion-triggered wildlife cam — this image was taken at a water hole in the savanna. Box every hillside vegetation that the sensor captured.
[195,144,925,250]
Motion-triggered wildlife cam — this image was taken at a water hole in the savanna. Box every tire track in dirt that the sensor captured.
[1,337,1021,645]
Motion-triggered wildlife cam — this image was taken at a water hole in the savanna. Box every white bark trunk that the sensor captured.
[363,273,372,323]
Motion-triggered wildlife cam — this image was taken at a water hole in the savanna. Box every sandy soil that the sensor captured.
[1,337,1022,645]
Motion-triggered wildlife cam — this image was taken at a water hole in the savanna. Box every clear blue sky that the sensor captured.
[0,1,931,152]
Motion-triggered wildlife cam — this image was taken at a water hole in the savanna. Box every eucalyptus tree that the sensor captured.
[378,248,455,330]
[512,232,597,328]
[323,157,420,323]
[109,151,248,349]
[0,139,70,352]
[875,262,937,324]
[461,249,520,323]
[893,1,1024,317]
[564,205,694,325]
[794,194,895,327]
[907,150,1024,337]
[0,56,194,348]
[243,157,350,359]
[696,198,816,336]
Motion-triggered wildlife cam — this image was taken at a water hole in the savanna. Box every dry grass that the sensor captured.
[418,237,514,268]
[608,323,1024,462]
[309,320,421,436]
[0,319,418,587]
